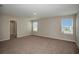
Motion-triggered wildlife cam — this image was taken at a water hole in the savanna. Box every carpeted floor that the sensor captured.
[0,35,79,54]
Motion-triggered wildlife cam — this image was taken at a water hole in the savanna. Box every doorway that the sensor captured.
[10,21,17,39]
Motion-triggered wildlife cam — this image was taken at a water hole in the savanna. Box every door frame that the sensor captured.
[10,20,17,39]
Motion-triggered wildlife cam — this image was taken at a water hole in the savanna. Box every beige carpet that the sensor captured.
[0,35,79,54]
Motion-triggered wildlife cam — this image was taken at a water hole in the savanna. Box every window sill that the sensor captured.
[61,32,73,35]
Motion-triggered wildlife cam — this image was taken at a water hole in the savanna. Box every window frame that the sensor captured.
[61,17,73,35]
[32,20,38,32]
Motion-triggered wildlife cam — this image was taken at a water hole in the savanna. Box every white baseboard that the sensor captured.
[0,34,76,43]
[0,39,10,41]
[33,34,76,42]
[52,36,76,42]
[17,34,31,38]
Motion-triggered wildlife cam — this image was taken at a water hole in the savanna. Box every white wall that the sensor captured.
[0,15,32,41]
[17,17,31,37]
[0,14,77,42]
[33,15,76,42]
[76,13,79,47]
[0,14,2,40]
[0,15,10,41]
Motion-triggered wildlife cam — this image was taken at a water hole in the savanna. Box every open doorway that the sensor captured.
[10,21,17,39]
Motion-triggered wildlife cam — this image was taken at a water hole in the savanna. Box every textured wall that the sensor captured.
[0,15,32,41]
[76,13,79,47]
[33,15,76,42]
[0,16,1,39]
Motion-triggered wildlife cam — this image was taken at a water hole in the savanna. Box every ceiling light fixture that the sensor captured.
[33,12,37,15]
[33,9,37,16]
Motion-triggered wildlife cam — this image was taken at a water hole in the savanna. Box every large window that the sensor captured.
[32,21,38,32]
[61,18,73,34]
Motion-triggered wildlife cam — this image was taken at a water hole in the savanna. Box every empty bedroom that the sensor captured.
[0,4,79,54]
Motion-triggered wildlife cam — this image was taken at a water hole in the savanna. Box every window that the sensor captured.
[32,21,38,32]
[61,18,73,34]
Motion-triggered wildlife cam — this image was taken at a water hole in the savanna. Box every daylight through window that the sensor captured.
[61,18,73,34]
[32,21,38,32]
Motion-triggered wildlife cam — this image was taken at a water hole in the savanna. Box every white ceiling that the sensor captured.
[1,4,79,18]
